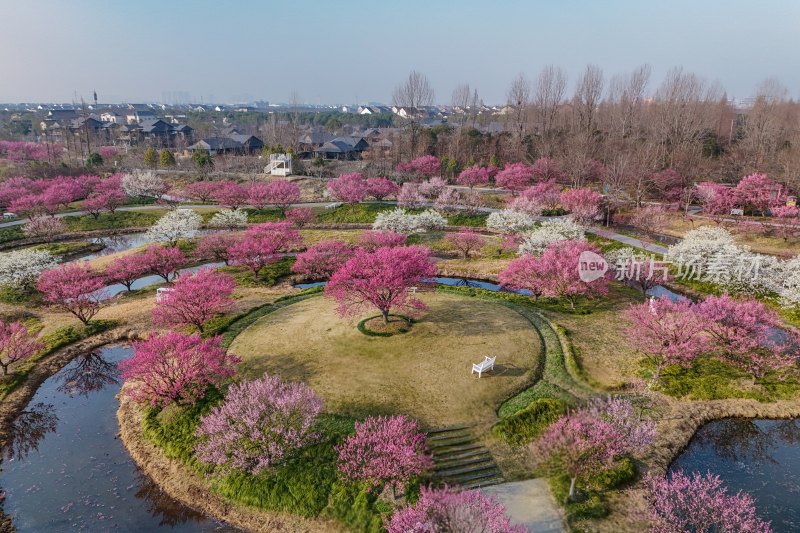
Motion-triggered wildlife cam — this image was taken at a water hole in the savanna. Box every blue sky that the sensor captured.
[1,0,797,104]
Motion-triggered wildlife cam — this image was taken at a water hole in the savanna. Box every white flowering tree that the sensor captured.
[0,249,57,289]
[779,256,800,308]
[485,209,536,234]
[518,218,585,256]
[145,208,202,245]
[372,208,447,234]
[665,226,736,272]
[22,216,67,239]
[122,170,168,199]
[209,208,248,230]
[414,209,447,232]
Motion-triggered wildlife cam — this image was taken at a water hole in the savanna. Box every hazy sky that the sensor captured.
[1,0,798,104]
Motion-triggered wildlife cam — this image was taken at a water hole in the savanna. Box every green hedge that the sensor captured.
[315,203,393,224]
[492,398,567,447]
[357,314,413,337]
[63,210,162,231]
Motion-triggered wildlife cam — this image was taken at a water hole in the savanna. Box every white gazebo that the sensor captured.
[265,153,292,176]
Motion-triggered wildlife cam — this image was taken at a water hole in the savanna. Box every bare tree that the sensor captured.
[533,65,567,137]
[506,73,531,154]
[451,83,478,161]
[573,64,604,138]
[605,64,651,139]
[741,78,788,168]
[393,70,435,157]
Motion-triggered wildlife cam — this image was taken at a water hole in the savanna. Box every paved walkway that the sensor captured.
[481,479,565,532]
[588,227,669,255]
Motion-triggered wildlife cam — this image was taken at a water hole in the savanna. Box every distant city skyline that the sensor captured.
[1,0,799,105]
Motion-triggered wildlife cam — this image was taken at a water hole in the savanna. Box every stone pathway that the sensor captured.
[481,479,565,532]
[428,426,505,489]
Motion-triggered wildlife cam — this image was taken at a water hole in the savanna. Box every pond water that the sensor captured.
[295,276,535,295]
[645,284,687,302]
[100,262,226,299]
[669,418,800,532]
[0,345,236,532]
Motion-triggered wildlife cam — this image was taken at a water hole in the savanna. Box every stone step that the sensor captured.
[427,425,472,436]
[461,475,505,490]
[430,442,484,457]
[433,449,491,467]
[440,468,503,485]
[428,435,476,450]
[435,458,496,477]
[428,429,473,442]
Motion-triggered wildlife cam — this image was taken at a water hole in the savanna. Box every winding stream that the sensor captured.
[0,345,236,532]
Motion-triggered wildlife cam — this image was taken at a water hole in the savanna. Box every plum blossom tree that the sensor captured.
[325,245,436,323]
[534,410,628,501]
[651,169,686,203]
[193,232,241,265]
[648,471,772,533]
[414,209,448,232]
[734,173,783,215]
[0,249,57,290]
[517,218,585,256]
[152,268,236,332]
[625,297,709,382]
[373,208,420,234]
[145,208,202,245]
[446,230,485,259]
[495,163,534,193]
[183,181,221,203]
[418,177,448,199]
[486,209,537,235]
[365,177,399,201]
[396,155,440,178]
[212,180,248,209]
[141,245,186,282]
[22,215,66,239]
[195,374,323,474]
[263,179,301,213]
[605,248,669,294]
[284,207,316,227]
[37,262,106,324]
[500,240,608,308]
[120,333,238,408]
[771,206,800,242]
[245,183,270,210]
[0,321,43,376]
[665,226,737,272]
[229,222,302,279]
[327,173,368,203]
[386,486,526,533]
[531,157,566,182]
[357,230,407,252]
[456,165,491,189]
[628,205,670,237]
[337,415,433,494]
[514,180,562,213]
[208,208,248,230]
[696,182,736,222]
[104,254,151,291]
[291,240,353,280]
[433,187,464,213]
[397,182,425,208]
[121,170,168,199]
[695,294,799,378]
[560,188,602,225]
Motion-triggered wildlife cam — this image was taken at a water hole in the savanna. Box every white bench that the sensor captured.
[155,287,175,302]
[472,356,496,378]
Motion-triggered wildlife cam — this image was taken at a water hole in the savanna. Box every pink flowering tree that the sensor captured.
[291,240,353,280]
[396,155,441,179]
[10,194,49,219]
[88,174,127,214]
[264,179,301,213]
[104,254,151,291]
[418,177,449,199]
[22,215,66,239]
[625,297,709,383]
[446,230,485,259]
[517,180,562,212]
[734,173,784,215]
[561,188,602,225]
[500,240,608,308]
[696,295,799,378]
[357,230,408,252]
[284,207,316,227]
[534,410,628,501]
[397,182,425,208]
[325,246,436,323]
[37,263,106,324]
[652,169,686,203]
[120,333,238,408]
[495,163,534,194]
[229,222,302,279]
[195,374,323,474]
[531,157,566,183]
[152,268,236,332]
[184,181,221,203]
[0,141,54,162]
[141,245,186,282]
[771,206,800,241]
[386,486,526,533]
[365,177,400,201]
[193,232,241,265]
[337,415,433,495]
[585,397,657,451]
[245,182,270,210]
[696,182,736,223]
[212,180,248,209]
[327,173,368,204]
[0,321,43,376]
[456,165,491,189]
[648,471,772,533]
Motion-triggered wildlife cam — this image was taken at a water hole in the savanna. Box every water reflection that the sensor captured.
[670,418,800,532]
[56,350,119,397]
[4,403,58,461]
[0,345,236,532]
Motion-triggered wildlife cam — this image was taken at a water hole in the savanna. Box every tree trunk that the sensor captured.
[568,476,577,501]
[382,310,389,324]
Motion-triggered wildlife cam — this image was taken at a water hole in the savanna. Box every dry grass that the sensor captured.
[229,293,541,429]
